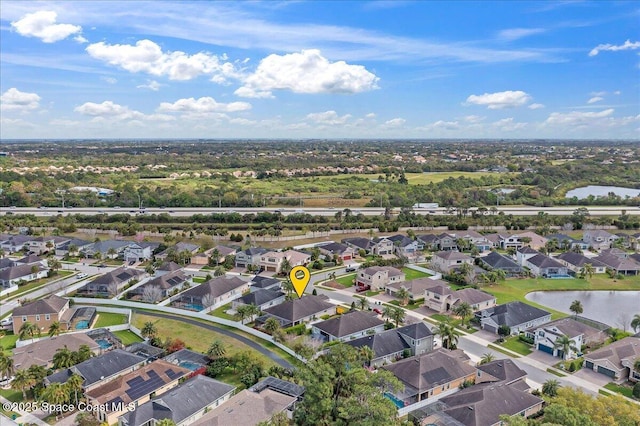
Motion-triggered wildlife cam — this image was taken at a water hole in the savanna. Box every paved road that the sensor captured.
[131,310,294,369]
[6,206,640,217]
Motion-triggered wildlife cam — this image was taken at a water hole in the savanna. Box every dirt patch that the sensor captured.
[323,280,346,289]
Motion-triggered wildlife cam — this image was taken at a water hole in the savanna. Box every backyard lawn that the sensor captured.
[94,312,128,328]
[335,273,356,287]
[113,330,143,345]
[402,267,431,281]
[131,313,276,368]
[0,333,19,354]
[483,275,640,320]
[209,303,237,321]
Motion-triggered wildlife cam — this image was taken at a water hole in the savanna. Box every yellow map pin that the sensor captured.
[289,265,311,298]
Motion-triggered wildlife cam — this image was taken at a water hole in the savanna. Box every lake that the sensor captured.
[525,290,640,330]
[565,185,640,199]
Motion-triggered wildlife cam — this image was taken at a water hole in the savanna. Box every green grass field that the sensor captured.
[604,382,636,399]
[335,273,356,287]
[402,267,431,281]
[0,333,19,354]
[94,312,128,328]
[209,303,237,321]
[113,330,143,345]
[499,335,533,356]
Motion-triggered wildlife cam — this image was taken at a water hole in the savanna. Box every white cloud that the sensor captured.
[86,39,240,82]
[463,115,484,123]
[421,120,460,131]
[0,88,41,112]
[11,11,82,43]
[544,108,615,126]
[157,97,252,113]
[465,90,532,109]
[74,101,143,120]
[74,35,88,43]
[137,80,163,91]
[528,103,545,110]
[365,113,376,119]
[306,110,352,125]
[236,49,379,98]
[590,91,607,97]
[587,96,603,104]
[101,76,117,85]
[589,39,640,56]
[497,28,546,41]
[613,90,621,95]
[492,117,527,131]
[382,118,406,128]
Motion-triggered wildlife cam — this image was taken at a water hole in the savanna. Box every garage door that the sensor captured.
[538,344,554,355]
[585,360,594,370]
[483,324,497,334]
[343,255,351,260]
[597,365,616,378]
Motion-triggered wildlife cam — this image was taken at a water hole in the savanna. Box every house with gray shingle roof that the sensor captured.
[582,230,619,250]
[583,336,640,382]
[476,301,551,335]
[79,267,146,297]
[173,276,250,311]
[0,262,48,290]
[312,310,385,342]
[431,251,473,272]
[119,375,235,426]
[480,251,522,276]
[258,295,335,327]
[532,317,607,359]
[128,269,190,300]
[524,253,568,277]
[232,289,285,311]
[235,247,268,269]
[593,252,640,275]
[555,252,607,274]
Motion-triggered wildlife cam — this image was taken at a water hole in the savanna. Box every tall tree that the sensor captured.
[356,297,369,311]
[41,382,70,417]
[141,321,158,339]
[569,300,583,318]
[395,288,410,306]
[264,317,281,335]
[631,313,640,333]
[437,320,460,350]
[53,346,75,369]
[66,373,84,405]
[0,354,14,380]
[389,306,405,328]
[11,368,35,399]
[19,321,39,342]
[542,378,560,397]
[207,340,226,360]
[452,302,473,327]
[553,334,578,360]
[48,321,61,337]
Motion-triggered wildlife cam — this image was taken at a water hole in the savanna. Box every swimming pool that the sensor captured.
[182,304,204,311]
[76,320,90,329]
[384,392,405,409]
[179,361,202,371]
[96,339,112,349]
[547,274,573,279]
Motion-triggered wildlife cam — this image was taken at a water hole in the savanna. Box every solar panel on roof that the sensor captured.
[165,369,182,380]
[126,376,144,387]
[126,373,166,401]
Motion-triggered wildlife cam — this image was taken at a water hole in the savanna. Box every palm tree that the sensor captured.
[141,321,158,339]
[11,369,35,399]
[207,340,226,360]
[48,321,61,337]
[631,314,640,333]
[396,288,411,306]
[264,317,281,335]
[53,346,75,369]
[106,247,117,259]
[452,302,473,327]
[41,382,69,417]
[213,266,225,277]
[389,306,405,328]
[382,305,394,322]
[0,354,14,380]
[569,300,583,318]
[553,335,578,360]
[66,373,84,405]
[19,321,39,342]
[48,258,62,273]
[235,305,252,324]
[357,297,369,311]
[437,320,460,350]
[280,258,292,276]
[281,279,295,300]
[210,248,220,266]
[582,263,595,279]
[541,379,560,397]
[75,344,93,363]
[357,346,375,367]
[478,352,496,365]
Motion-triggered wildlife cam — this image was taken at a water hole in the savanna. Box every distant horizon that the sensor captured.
[1,1,638,139]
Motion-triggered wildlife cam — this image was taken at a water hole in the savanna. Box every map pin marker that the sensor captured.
[289,266,311,298]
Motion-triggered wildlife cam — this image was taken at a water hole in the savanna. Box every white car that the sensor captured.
[77,273,88,279]
[0,317,13,326]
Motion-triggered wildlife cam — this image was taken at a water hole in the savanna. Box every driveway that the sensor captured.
[527,349,561,366]
[574,368,613,387]
[134,310,294,369]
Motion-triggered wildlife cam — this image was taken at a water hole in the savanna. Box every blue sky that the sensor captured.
[1,1,638,139]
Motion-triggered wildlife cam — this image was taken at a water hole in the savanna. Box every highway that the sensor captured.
[3,205,639,217]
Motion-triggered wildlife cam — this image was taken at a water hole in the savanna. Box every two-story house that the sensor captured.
[476,301,551,335]
[582,230,619,251]
[430,251,473,272]
[387,235,421,259]
[355,266,405,290]
[12,295,72,335]
[235,247,268,269]
[533,318,607,359]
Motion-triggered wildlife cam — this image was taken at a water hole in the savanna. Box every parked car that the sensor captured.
[373,308,383,315]
[355,285,370,293]
[77,273,88,279]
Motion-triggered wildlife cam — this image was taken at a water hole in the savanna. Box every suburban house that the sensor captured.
[81,240,131,259]
[0,234,35,253]
[415,234,439,251]
[532,318,607,359]
[317,242,357,262]
[118,375,235,426]
[173,276,250,311]
[191,376,304,426]
[346,323,434,368]
[342,237,376,254]
[430,251,473,273]
[128,270,190,301]
[524,253,569,277]
[163,349,210,373]
[480,251,522,276]
[382,349,477,406]
[312,310,385,342]
[155,261,182,276]
[259,250,310,274]
[355,266,405,290]
[386,277,438,300]
[259,295,335,327]
[593,252,640,275]
[387,235,421,259]
[123,242,159,263]
[555,252,608,275]
[155,242,200,261]
[476,301,551,335]
[86,359,191,425]
[11,295,71,335]
[546,233,589,251]
[55,238,92,257]
[0,262,49,289]
[124,342,165,361]
[494,233,525,250]
[516,231,548,250]
[435,233,458,251]
[449,230,493,252]
[232,289,286,312]
[235,247,268,269]
[515,246,539,266]
[371,237,395,255]
[582,230,619,250]
[249,276,282,292]
[79,267,146,297]
[582,337,640,382]
[46,349,147,392]
[27,236,70,255]
[12,332,101,370]
[423,282,496,313]
[195,245,236,266]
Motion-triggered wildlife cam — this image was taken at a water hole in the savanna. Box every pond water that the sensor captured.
[565,185,640,199]
[525,290,640,330]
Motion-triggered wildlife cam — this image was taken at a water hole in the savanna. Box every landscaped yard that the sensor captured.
[402,267,432,281]
[497,335,533,356]
[113,330,143,345]
[93,312,128,328]
[193,276,206,283]
[0,333,19,354]
[604,382,637,399]
[483,275,640,320]
[209,303,237,321]
[131,313,277,368]
[389,298,425,310]
[335,273,356,287]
